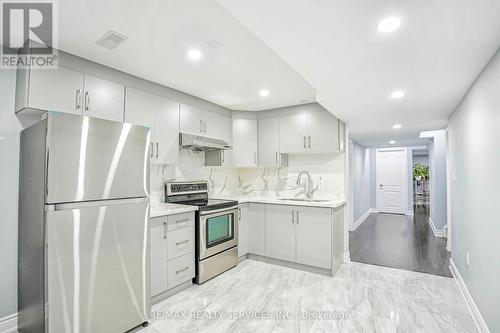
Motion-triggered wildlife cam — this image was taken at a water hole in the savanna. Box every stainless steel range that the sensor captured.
[165,181,239,284]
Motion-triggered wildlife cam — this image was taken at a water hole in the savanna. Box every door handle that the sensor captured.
[84,91,90,111]
[303,136,306,149]
[163,222,167,239]
[156,142,159,159]
[308,136,311,148]
[75,89,81,110]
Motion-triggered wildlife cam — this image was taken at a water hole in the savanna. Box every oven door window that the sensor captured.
[206,213,234,248]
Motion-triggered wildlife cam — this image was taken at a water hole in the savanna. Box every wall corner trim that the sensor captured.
[0,312,17,333]
[450,259,491,333]
[429,217,445,238]
[350,208,372,231]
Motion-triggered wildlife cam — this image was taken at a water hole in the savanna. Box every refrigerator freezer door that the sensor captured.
[46,113,150,204]
[46,200,150,333]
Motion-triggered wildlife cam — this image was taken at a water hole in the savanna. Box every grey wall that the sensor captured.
[428,131,448,230]
[448,47,500,332]
[0,70,21,318]
[413,154,429,166]
[351,141,371,224]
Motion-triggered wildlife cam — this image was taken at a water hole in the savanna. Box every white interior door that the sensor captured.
[376,149,407,214]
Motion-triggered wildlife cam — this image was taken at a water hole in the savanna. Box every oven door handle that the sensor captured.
[198,206,239,216]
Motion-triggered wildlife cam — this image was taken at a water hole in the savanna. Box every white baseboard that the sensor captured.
[350,209,372,231]
[405,210,414,216]
[429,217,445,237]
[0,312,17,333]
[343,251,351,263]
[450,259,490,333]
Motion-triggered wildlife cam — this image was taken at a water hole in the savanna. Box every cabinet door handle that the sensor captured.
[238,208,241,221]
[84,91,90,111]
[275,152,278,164]
[254,152,257,165]
[150,142,153,159]
[291,210,295,224]
[156,142,159,159]
[308,136,311,148]
[176,266,189,274]
[303,136,306,149]
[163,222,167,239]
[175,240,189,246]
[296,210,299,224]
[199,120,202,133]
[222,150,225,163]
[75,89,81,110]
[175,218,190,224]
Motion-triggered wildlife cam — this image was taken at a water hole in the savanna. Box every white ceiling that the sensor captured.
[58,0,316,111]
[217,0,500,146]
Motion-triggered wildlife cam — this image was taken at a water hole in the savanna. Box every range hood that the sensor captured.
[179,133,231,151]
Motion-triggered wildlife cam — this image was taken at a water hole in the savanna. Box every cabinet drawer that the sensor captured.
[167,252,195,288]
[167,212,194,231]
[167,227,195,260]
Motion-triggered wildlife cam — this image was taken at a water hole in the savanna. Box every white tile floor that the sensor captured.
[141,259,476,333]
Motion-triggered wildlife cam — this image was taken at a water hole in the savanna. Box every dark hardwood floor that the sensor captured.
[349,205,452,277]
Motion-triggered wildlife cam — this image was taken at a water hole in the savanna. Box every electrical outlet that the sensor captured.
[465,250,470,267]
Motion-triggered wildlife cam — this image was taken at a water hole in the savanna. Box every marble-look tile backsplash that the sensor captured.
[150,150,345,204]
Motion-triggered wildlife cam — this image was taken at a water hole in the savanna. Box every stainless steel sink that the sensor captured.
[277,198,331,203]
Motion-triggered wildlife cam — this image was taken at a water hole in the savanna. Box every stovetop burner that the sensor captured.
[164,181,238,211]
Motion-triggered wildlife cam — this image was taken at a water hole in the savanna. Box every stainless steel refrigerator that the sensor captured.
[18,113,151,333]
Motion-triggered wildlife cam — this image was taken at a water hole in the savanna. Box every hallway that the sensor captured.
[349,205,451,277]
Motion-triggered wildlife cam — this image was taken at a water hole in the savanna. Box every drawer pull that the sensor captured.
[175,218,190,224]
[176,266,189,274]
[176,240,189,246]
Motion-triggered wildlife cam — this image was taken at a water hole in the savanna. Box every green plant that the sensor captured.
[413,163,429,180]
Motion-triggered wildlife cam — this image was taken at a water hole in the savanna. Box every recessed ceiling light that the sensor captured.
[259,89,270,97]
[390,90,405,99]
[393,124,402,129]
[389,140,396,144]
[377,17,402,33]
[187,49,202,60]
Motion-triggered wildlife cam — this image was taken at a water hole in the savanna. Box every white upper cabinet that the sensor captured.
[258,117,281,167]
[279,113,308,153]
[279,111,343,154]
[154,96,180,165]
[307,111,340,153]
[232,118,258,167]
[83,75,125,122]
[179,104,221,138]
[27,67,84,115]
[219,115,233,143]
[16,66,125,122]
[125,87,179,165]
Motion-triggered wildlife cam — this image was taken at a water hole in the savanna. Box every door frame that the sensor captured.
[376,148,409,214]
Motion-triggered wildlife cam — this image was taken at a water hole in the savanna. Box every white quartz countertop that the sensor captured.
[213,195,346,209]
[150,203,198,218]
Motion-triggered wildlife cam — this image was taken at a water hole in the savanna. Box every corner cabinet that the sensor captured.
[265,204,332,269]
[238,203,266,257]
[279,111,344,154]
[179,104,221,138]
[124,87,179,165]
[232,118,258,167]
[258,117,287,167]
[16,66,125,122]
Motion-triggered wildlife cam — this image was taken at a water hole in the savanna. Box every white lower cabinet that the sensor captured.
[150,212,195,299]
[150,218,168,297]
[238,203,266,257]
[265,204,332,269]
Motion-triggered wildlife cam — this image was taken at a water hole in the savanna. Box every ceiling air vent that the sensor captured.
[96,31,128,49]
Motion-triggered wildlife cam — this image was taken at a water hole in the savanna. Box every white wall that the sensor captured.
[413,154,429,166]
[448,47,500,333]
[0,70,22,318]
[350,141,371,225]
[427,131,448,230]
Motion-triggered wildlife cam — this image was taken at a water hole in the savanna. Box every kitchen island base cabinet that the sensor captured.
[265,204,332,270]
